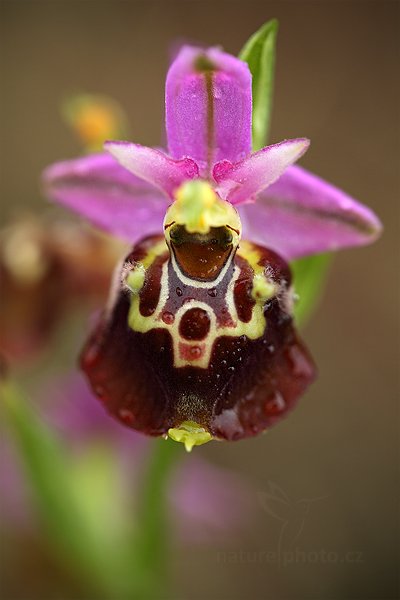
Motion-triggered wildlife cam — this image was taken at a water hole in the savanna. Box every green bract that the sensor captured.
[239,18,278,151]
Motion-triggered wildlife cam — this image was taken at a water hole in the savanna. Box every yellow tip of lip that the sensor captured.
[168,420,213,452]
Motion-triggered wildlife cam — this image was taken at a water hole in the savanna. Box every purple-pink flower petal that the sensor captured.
[238,164,383,259]
[214,138,310,205]
[166,46,252,176]
[105,141,199,198]
[171,458,252,542]
[43,153,167,243]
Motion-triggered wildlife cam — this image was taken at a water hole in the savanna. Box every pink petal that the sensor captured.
[104,141,199,198]
[166,46,252,176]
[214,138,310,204]
[238,165,383,259]
[43,153,167,243]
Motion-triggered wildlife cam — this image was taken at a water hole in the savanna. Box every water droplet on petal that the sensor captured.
[162,311,174,324]
[94,385,105,398]
[189,345,202,359]
[265,392,286,415]
[118,408,135,425]
[213,408,244,440]
[82,344,100,368]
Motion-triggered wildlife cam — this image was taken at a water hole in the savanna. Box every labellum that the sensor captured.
[81,181,316,448]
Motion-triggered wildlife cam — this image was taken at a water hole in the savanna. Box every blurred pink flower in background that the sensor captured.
[1,372,252,542]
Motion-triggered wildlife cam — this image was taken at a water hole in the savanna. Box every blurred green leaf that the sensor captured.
[68,443,130,547]
[239,18,278,150]
[291,254,333,326]
[240,21,331,326]
[2,382,85,548]
[131,438,181,598]
[0,381,135,597]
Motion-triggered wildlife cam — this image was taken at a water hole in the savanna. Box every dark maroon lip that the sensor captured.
[80,233,316,442]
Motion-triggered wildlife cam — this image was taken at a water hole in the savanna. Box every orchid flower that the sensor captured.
[43,43,381,448]
[0,217,123,363]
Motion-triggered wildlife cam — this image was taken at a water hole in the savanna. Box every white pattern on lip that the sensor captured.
[125,238,279,369]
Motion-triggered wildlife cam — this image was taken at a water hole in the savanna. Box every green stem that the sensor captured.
[133,437,182,598]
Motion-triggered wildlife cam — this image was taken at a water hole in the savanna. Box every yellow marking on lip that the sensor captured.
[251,274,277,302]
[238,241,279,303]
[125,264,146,293]
[140,239,168,269]
[126,239,281,369]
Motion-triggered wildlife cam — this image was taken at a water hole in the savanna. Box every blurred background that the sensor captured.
[1,1,399,599]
